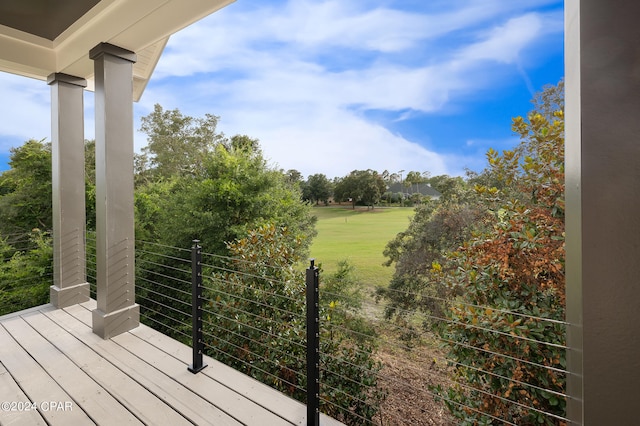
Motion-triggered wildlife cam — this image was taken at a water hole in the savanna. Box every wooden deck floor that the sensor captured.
[0,300,342,426]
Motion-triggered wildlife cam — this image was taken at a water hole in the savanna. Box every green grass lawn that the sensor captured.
[308,206,414,291]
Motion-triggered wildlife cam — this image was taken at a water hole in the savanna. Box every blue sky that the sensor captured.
[0,0,563,179]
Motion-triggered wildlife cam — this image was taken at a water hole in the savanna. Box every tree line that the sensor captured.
[294,168,446,209]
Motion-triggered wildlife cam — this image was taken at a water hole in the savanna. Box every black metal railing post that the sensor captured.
[306,259,320,426]
[188,239,207,373]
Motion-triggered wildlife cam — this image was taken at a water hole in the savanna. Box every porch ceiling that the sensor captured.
[0,0,235,101]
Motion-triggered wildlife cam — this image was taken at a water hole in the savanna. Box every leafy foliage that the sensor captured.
[203,224,383,425]
[134,109,317,344]
[376,81,566,424]
[0,140,52,234]
[0,229,53,315]
[135,140,316,256]
[334,169,386,209]
[302,173,333,205]
[380,200,487,321]
[432,108,566,424]
[138,104,225,180]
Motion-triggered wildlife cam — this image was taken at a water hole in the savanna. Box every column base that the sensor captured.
[50,282,90,308]
[92,304,140,339]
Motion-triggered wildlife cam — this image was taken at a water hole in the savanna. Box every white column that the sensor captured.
[90,43,139,338]
[48,73,90,308]
[565,1,640,423]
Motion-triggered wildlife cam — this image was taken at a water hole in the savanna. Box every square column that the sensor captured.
[565,1,640,423]
[90,43,139,338]
[48,73,90,308]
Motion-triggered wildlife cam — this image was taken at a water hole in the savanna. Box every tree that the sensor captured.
[530,78,564,121]
[427,174,474,204]
[380,200,487,321]
[303,173,332,205]
[136,106,317,255]
[284,169,304,186]
[139,104,225,179]
[0,139,52,234]
[84,140,97,230]
[0,229,53,315]
[380,173,483,319]
[133,108,318,346]
[136,140,316,256]
[404,170,424,193]
[333,170,386,209]
[433,89,565,424]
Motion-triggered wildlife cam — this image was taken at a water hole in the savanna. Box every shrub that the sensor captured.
[203,224,384,424]
[0,229,53,315]
[433,110,566,425]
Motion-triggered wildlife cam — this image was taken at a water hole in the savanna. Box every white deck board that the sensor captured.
[2,315,144,426]
[22,310,192,426]
[0,302,345,426]
[0,321,95,425]
[0,362,47,426]
[43,307,240,426]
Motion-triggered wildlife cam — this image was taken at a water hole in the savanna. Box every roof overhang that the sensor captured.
[0,0,235,101]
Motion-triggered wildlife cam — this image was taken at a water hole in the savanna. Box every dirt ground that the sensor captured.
[368,319,456,426]
[374,350,455,425]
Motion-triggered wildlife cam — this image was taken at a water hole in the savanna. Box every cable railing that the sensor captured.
[349,284,568,426]
[84,238,381,425]
[199,246,311,402]
[82,235,568,426]
[1,227,569,424]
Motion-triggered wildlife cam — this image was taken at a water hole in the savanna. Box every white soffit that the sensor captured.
[0,0,235,101]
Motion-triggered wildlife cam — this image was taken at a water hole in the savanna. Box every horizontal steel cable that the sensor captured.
[438,335,567,375]
[136,257,191,275]
[201,306,306,351]
[202,287,305,322]
[202,317,306,365]
[137,267,191,288]
[379,285,568,326]
[201,266,300,303]
[138,304,191,330]
[136,249,190,264]
[137,287,191,313]
[204,273,302,305]
[136,275,191,297]
[140,311,190,341]
[317,395,373,425]
[200,251,288,272]
[136,240,191,253]
[200,329,306,394]
[201,293,305,329]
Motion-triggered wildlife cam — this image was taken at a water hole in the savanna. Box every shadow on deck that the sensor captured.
[0,300,343,425]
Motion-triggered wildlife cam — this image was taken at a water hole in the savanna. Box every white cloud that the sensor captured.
[215,100,448,177]
[0,73,97,151]
[0,73,51,147]
[0,0,563,179]
[456,14,543,64]
[143,1,562,178]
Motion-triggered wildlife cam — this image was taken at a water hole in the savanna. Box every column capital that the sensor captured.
[47,73,87,87]
[89,42,137,63]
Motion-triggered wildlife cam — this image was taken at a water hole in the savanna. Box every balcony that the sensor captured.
[0,233,567,425]
[1,299,342,426]
[2,1,640,424]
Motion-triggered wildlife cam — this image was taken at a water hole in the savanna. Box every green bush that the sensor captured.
[432,110,566,425]
[0,229,53,315]
[203,224,384,425]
